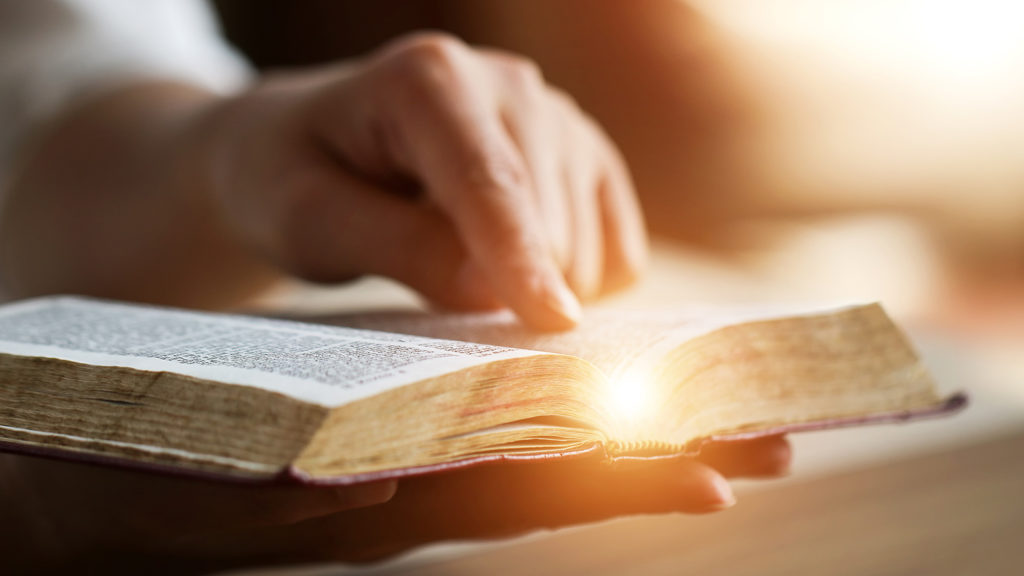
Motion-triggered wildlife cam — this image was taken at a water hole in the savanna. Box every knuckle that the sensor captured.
[547,86,579,113]
[398,31,465,55]
[374,33,473,110]
[501,55,544,88]
[386,32,467,80]
[463,152,532,199]
[493,55,546,104]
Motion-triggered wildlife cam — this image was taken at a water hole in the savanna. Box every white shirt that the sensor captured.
[0,0,251,299]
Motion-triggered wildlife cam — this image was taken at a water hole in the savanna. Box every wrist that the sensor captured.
[97,82,279,307]
[165,84,286,307]
[1,79,280,307]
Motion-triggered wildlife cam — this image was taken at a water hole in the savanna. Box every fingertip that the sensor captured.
[608,457,736,515]
[673,462,736,514]
[701,473,737,513]
[538,272,583,326]
[519,264,582,331]
[335,480,398,510]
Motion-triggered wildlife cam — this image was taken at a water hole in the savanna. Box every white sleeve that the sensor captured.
[0,0,252,186]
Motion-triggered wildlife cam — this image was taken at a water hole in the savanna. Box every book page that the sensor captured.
[328,304,860,383]
[0,297,541,407]
[330,303,905,441]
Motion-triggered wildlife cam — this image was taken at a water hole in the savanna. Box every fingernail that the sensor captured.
[539,272,582,327]
[684,471,741,510]
[694,475,736,513]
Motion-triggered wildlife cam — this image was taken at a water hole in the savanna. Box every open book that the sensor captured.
[0,297,963,484]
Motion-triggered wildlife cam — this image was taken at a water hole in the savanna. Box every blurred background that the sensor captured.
[207,1,1024,574]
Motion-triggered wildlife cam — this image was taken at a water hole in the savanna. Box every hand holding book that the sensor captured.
[0,297,960,573]
[0,436,788,572]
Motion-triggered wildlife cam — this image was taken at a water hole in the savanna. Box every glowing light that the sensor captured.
[606,374,651,421]
[601,367,659,440]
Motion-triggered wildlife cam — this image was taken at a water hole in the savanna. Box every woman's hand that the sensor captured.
[1,436,789,573]
[0,452,397,574]
[2,33,645,330]
[204,33,647,329]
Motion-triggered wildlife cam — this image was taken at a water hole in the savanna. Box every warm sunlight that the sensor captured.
[882,0,1024,86]
[601,366,659,441]
[606,373,651,422]
[696,0,1024,90]
[688,0,1024,229]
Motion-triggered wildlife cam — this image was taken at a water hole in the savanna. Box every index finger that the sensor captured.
[372,36,582,330]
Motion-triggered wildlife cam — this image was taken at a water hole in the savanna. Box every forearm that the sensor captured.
[0,82,278,309]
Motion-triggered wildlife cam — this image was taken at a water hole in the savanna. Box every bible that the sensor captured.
[0,296,963,484]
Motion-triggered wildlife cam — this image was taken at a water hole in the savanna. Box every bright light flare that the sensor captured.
[601,367,659,441]
[606,375,651,422]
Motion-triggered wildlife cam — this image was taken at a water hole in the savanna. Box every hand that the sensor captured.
[202,33,647,330]
[279,435,791,563]
[0,436,788,572]
[0,452,397,574]
[1,32,644,327]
